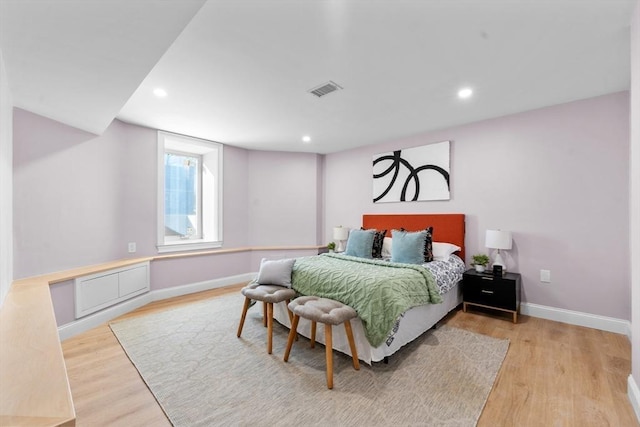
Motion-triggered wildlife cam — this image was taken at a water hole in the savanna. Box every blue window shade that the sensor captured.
[164,153,198,237]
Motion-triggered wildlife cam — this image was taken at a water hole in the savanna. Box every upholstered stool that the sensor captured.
[237,282,296,354]
[283,296,360,389]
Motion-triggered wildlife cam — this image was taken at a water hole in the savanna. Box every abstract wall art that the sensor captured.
[373,140,450,203]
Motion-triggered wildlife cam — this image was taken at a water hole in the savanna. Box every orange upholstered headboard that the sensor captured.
[362,213,466,261]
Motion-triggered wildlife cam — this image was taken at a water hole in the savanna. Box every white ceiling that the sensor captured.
[1,0,636,154]
[0,0,206,134]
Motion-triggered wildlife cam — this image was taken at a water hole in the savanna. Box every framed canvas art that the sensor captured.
[373,140,450,203]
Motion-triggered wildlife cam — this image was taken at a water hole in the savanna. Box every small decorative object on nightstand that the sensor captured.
[462,268,521,323]
[471,254,490,273]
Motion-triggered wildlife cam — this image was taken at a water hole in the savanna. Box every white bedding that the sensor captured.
[273,255,465,365]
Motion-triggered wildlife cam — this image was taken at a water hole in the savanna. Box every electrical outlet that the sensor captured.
[540,269,551,283]
[128,242,136,253]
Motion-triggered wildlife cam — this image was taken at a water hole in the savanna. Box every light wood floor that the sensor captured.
[62,285,639,427]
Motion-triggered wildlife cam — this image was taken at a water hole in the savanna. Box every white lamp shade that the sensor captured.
[485,230,512,250]
[333,227,350,241]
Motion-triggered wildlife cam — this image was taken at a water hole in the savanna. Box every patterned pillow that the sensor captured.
[372,229,387,258]
[401,226,434,262]
[423,226,434,262]
[361,228,387,258]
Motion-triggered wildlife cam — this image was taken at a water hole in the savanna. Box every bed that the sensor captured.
[273,213,466,365]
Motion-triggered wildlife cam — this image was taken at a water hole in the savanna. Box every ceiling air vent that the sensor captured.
[308,81,342,98]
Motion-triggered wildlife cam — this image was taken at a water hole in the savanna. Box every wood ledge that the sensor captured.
[13,257,155,286]
[0,244,321,426]
[0,281,76,426]
[0,415,76,427]
[13,245,322,286]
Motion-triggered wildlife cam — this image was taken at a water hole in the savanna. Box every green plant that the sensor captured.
[327,242,336,251]
[471,253,490,266]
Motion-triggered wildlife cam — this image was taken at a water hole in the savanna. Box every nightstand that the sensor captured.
[462,269,521,323]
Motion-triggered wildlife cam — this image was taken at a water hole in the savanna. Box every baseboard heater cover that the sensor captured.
[75,261,150,318]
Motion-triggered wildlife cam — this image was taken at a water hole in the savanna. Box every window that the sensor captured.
[164,151,201,240]
[157,131,223,252]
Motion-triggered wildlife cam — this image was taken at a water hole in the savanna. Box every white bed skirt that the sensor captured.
[273,283,462,365]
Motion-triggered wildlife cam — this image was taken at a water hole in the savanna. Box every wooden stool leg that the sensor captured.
[325,324,333,389]
[284,315,300,362]
[267,302,274,354]
[263,301,268,327]
[285,299,298,341]
[310,320,317,348]
[344,320,360,370]
[237,297,251,338]
[285,299,293,324]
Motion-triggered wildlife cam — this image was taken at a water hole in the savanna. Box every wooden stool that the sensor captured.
[283,296,360,389]
[237,283,296,354]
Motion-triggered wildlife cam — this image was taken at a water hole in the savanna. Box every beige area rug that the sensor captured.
[110,293,509,427]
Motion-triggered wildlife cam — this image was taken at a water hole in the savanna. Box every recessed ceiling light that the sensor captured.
[302,135,311,143]
[153,88,168,98]
[457,87,473,99]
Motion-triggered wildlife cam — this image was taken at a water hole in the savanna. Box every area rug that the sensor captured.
[110,293,509,426]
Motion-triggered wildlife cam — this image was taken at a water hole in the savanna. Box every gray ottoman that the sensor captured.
[237,282,296,354]
[283,296,360,389]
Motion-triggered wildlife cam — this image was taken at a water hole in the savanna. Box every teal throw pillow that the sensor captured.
[391,229,428,264]
[344,229,375,259]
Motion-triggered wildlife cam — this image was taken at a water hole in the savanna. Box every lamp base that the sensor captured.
[336,240,346,252]
[492,251,507,272]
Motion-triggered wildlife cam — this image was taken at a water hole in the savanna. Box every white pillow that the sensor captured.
[432,242,461,262]
[381,237,393,258]
[256,258,296,287]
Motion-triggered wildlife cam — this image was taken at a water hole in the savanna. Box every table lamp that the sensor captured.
[333,226,349,252]
[485,229,512,271]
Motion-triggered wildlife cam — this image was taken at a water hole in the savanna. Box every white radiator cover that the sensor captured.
[75,261,150,318]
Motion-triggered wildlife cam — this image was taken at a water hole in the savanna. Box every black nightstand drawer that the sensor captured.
[462,269,522,323]
[463,276,516,311]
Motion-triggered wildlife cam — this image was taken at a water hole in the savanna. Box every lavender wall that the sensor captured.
[50,279,74,326]
[249,248,319,272]
[13,109,117,277]
[118,123,158,254]
[13,111,324,324]
[247,150,322,246]
[223,146,250,248]
[0,50,13,307]
[151,253,251,290]
[324,92,630,320]
[630,0,640,401]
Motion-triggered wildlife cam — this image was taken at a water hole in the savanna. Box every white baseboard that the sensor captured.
[60,276,632,342]
[150,273,254,301]
[520,302,631,338]
[629,375,640,423]
[58,293,152,341]
[58,272,254,341]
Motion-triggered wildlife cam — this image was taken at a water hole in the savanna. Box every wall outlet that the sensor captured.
[540,269,551,283]
[128,242,136,253]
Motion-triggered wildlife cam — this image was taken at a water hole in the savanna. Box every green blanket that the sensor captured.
[291,253,442,347]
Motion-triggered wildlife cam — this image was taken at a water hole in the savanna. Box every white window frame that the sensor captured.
[157,131,223,253]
